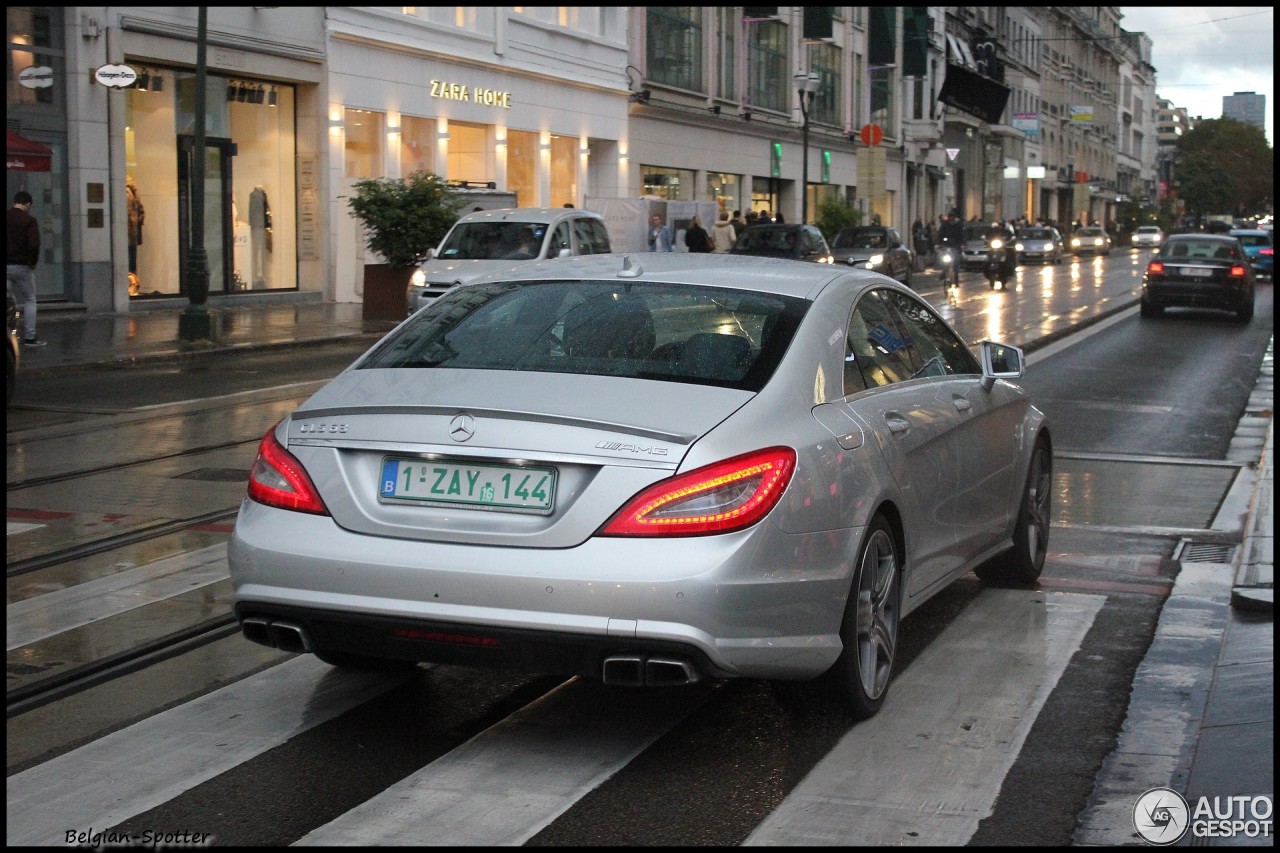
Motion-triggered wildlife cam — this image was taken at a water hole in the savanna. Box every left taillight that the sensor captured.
[246,424,329,515]
[598,447,796,537]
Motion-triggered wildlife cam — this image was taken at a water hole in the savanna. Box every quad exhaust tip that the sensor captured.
[602,654,700,687]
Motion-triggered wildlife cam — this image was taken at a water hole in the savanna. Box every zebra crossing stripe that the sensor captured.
[745,589,1105,846]
[6,657,409,846]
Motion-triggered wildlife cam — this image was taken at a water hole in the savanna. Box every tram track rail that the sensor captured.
[6,615,241,719]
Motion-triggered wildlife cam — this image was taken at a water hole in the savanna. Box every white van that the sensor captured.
[406,208,612,314]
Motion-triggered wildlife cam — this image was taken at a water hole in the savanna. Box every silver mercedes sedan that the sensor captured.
[229,253,1051,720]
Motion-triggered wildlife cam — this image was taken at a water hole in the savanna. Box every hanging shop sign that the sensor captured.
[94,64,138,88]
[18,65,54,89]
[429,80,512,109]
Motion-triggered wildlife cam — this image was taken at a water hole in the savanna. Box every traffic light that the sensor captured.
[771,141,783,178]
[821,150,831,184]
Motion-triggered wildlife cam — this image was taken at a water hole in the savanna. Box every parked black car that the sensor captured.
[730,224,833,264]
[1140,234,1255,322]
[829,225,912,285]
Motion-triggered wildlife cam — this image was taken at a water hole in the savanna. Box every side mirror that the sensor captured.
[423,248,435,261]
[979,340,1024,391]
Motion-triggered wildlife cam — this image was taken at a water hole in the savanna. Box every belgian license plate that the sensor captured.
[380,458,556,512]
[1182,266,1214,277]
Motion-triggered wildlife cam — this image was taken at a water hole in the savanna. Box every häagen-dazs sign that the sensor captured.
[94,64,138,88]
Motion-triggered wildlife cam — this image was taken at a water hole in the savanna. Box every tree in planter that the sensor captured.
[815,198,864,245]
[345,170,465,269]
[344,171,465,320]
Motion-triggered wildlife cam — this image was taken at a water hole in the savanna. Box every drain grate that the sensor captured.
[1179,542,1236,563]
[175,468,251,482]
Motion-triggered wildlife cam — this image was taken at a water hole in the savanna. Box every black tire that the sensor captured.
[824,514,901,720]
[975,437,1052,585]
[314,649,421,672]
[1140,299,1163,318]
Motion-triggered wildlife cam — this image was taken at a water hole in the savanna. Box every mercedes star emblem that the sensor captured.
[449,414,475,442]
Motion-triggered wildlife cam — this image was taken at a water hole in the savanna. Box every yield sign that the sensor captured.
[6,129,53,172]
[945,147,960,162]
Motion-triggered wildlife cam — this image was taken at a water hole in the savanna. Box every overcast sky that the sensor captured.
[1118,7,1274,144]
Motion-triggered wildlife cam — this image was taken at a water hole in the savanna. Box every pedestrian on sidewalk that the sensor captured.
[648,213,673,252]
[711,210,737,253]
[7,190,45,347]
[684,214,712,253]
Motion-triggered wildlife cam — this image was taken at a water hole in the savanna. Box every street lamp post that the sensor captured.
[794,71,820,225]
[179,6,212,341]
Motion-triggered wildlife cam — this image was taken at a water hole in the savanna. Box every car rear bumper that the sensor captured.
[1143,280,1251,310]
[229,499,856,681]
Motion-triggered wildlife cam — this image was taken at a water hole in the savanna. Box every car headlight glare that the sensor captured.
[868,253,885,266]
[990,238,1003,250]
[410,269,426,287]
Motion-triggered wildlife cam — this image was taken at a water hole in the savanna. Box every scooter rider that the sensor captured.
[937,212,963,285]
[984,221,1018,287]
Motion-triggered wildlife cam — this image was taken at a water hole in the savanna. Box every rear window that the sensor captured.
[1162,239,1240,260]
[437,222,548,260]
[1233,233,1271,248]
[359,279,809,392]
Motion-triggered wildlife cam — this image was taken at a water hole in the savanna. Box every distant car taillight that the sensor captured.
[599,447,796,537]
[1259,247,1273,257]
[246,424,329,515]
[1147,262,1164,275]
[1229,265,1247,278]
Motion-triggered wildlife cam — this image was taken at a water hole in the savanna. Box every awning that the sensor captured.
[6,129,53,172]
[938,64,1011,125]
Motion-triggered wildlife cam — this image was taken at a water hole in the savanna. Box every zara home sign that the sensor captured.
[430,80,512,109]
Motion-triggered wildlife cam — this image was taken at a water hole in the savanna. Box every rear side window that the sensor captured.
[572,218,611,255]
[360,279,809,392]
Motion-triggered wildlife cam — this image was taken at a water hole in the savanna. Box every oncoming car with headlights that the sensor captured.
[406,207,612,315]
[230,254,1052,720]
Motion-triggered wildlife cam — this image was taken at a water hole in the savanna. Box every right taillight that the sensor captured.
[598,447,796,537]
[246,424,329,515]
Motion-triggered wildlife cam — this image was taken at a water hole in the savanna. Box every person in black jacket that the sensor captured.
[684,215,712,253]
[6,190,44,346]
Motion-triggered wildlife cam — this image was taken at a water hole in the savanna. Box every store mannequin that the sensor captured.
[249,185,271,288]
[126,176,145,296]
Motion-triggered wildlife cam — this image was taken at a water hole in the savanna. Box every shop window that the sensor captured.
[642,166,694,201]
[400,115,436,175]
[345,108,384,178]
[647,8,703,92]
[7,7,61,107]
[447,121,494,188]
[126,74,298,299]
[705,172,742,215]
[549,135,578,208]
[507,129,537,207]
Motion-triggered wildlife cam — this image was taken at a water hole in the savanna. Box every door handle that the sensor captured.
[883,412,910,435]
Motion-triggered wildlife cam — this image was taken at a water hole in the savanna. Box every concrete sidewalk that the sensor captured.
[20,297,397,374]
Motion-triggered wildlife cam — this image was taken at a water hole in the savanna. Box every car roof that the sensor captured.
[1136,225,1161,230]
[1164,233,1237,243]
[1229,229,1269,236]
[454,207,603,225]
[459,251,854,301]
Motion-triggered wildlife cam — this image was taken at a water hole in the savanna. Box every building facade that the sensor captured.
[1222,91,1266,133]
[7,6,1171,316]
